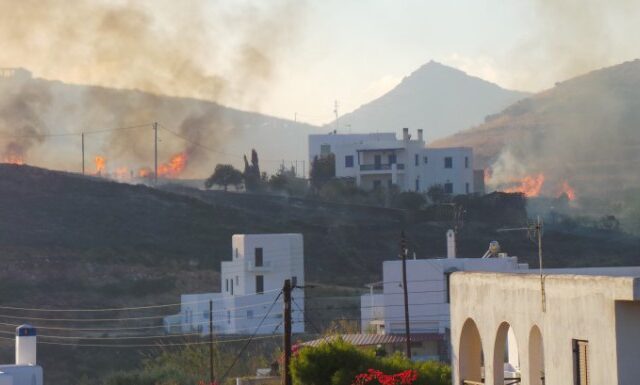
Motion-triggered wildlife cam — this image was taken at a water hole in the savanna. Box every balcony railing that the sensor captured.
[246,261,272,271]
[359,163,404,171]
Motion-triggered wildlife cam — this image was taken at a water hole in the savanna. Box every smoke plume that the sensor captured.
[0,0,306,175]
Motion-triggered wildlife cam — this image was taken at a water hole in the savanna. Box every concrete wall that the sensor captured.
[450,272,640,385]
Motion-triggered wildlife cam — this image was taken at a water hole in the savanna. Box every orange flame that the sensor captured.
[4,154,24,165]
[94,156,106,174]
[502,173,545,197]
[113,166,131,181]
[138,167,152,178]
[558,181,576,201]
[158,152,187,178]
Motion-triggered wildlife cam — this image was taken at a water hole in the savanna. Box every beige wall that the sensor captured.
[450,272,640,385]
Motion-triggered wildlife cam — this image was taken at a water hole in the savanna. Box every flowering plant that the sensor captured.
[352,368,418,385]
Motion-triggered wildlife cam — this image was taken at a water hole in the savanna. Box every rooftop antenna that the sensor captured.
[334,100,339,133]
[497,216,545,312]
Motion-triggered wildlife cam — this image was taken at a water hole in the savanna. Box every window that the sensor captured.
[388,154,396,164]
[247,310,254,319]
[373,180,382,189]
[444,157,453,168]
[465,183,470,194]
[415,178,420,192]
[573,339,589,385]
[225,279,229,292]
[291,276,298,287]
[320,144,331,156]
[227,310,231,324]
[235,275,239,285]
[256,275,264,294]
[444,183,453,194]
[415,154,419,166]
[444,272,452,303]
[230,280,233,295]
[345,155,354,168]
[374,155,382,169]
[423,156,428,164]
[235,248,238,259]
[465,156,469,168]
[255,247,263,267]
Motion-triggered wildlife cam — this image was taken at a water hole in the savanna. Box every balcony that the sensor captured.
[246,260,272,271]
[359,163,405,172]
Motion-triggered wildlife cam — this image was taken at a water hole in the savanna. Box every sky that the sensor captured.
[2,0,640,126]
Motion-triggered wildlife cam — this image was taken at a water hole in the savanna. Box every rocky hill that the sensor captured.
[327,61,529,140]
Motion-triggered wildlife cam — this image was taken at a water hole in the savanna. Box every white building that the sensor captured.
[0,325,44,385]
[309,128,475,194]
[164,234,305,335]
[450,268,640,385]
[360,231,529,360]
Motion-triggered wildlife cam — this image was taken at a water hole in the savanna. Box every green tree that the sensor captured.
[244,149,263,192]
[310,154,336,190]
[205,164,243,191]
[427,184,447,204]
[291,339,450,385]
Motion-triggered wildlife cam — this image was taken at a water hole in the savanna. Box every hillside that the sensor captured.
[327,61,529,140]
[1,164,640,384]
[0,70,320,177]
[431,59,640,200]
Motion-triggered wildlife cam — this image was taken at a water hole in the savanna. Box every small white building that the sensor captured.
[450,269,640,385]
[309,128,475,194]
[0,325,44,385]
[164,234,305,335]
[360,231,529,361]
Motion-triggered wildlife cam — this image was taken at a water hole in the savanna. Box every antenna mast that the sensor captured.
[334,100,339,133]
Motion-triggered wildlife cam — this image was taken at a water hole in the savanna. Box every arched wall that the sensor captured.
[458,318,484,383]
[529,325,545,385]
[492,322,520,385]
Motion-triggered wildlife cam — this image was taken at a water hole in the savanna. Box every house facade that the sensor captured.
[450,269,640,385]
[164,234,305,335]
[309,128,475,194]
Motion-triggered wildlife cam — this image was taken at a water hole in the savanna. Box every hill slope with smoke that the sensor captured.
[327,61,530,140]
[0,71,320,177]
[432,59,640,201]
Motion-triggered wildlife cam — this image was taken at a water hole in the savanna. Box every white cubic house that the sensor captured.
[0,325,44,385]
[309,128,476,194]
[164,234,305,335]
[361,231,529,361]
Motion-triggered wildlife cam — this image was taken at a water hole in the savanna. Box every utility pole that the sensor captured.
[302,160,305,180]
[209,299,215,385]
[81,132,85,175]
[283,279,292,385]
[153,122,158,185]
[400,231,412,359]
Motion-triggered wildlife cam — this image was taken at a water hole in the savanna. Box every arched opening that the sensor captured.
[493,322,520,385]
[459,318,484,384]
[529,325,545,385]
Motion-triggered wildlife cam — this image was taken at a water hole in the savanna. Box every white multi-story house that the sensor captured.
[309,128,475,194]
[164,234,305,335]
[360,231,529,361]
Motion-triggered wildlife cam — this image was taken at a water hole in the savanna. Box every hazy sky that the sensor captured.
[3,0,640,126]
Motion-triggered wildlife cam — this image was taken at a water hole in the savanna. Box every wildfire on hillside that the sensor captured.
[158,152,188,178]
[94,156,106,174]
[558,181,576,201]
[501,173,545,197]
[3,154,25,165]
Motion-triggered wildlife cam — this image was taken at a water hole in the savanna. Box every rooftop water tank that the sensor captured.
[15,325,36,366]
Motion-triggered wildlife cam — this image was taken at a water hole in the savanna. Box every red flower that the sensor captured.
[352,369,418,385]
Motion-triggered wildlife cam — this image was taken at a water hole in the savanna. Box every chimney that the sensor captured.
[16,324,37,365]
[417,129,423,142]
[446,230,456,259]
[402,127,410,141]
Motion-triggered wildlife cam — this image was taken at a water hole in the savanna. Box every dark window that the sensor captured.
[235,248,238,258]
[388,154,396,164]
[444,157,453,168]
[466,183,470,194]
[415,178,420,191]
[444,272,452,303]
[225,279,229,292]
[235,275,239,285]
[415,154,419,166]
[247,310,254,319]
[345,155,354,168]
[444,183,453,194]
[255,247,263,267]
[291,276,298,287]
[227,311,231,324]
[423,156,428,164]
[465,156,469,168]
[230,280,233,295]
[256,275,264,294]
[373,180,382,189]
[573,339,589,385]
[374,155,382,169]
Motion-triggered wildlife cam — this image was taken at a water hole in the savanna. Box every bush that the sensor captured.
[290,339,450,385]
[392,192,426,210]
